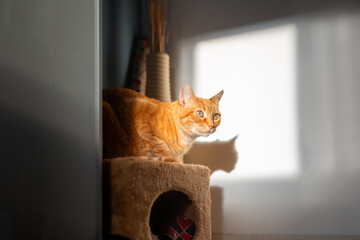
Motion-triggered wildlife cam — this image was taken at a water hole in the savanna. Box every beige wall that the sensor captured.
[167,0,360,237]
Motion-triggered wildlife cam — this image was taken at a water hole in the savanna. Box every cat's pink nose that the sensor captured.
[208,124,214,129]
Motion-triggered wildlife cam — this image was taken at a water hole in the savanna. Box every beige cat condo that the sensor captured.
[102,0,212,239]
[103,158,211,239]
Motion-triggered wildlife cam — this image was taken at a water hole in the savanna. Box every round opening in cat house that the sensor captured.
[149,190,197,239]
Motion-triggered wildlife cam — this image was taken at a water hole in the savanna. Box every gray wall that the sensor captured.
[0,0,101,239]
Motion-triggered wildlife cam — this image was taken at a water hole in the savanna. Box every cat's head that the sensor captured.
[178,83,224,137]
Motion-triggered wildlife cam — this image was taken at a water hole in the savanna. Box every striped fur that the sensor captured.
[103,83,223,163]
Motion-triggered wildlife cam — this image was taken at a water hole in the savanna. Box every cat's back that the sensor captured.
[103,88,162,114]
[103,88,143,104]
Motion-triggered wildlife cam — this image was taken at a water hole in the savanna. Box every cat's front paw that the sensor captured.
[159,157,183,164]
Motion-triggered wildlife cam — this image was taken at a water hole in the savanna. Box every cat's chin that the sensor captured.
[199,129,216,137]
[194,131,210,137]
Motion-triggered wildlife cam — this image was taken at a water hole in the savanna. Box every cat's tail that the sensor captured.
[103,101,131,158]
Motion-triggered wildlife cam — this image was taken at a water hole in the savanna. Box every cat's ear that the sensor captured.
[179,83,196,107]
[210,90,224,105]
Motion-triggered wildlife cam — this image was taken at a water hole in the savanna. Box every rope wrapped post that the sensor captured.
[146,52,171,102]
[146,0,171,102]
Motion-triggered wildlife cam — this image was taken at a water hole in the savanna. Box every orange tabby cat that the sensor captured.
[103,83,223,163]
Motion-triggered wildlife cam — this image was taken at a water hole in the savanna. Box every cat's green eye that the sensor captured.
[213,113,220,120]
[195,110,204,118]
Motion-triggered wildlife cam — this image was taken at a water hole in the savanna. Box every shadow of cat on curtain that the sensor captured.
[184,136,238,174]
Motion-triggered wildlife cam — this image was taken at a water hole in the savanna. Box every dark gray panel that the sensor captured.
[0,0,101,239]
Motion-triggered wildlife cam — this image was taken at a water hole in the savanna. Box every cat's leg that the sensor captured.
[149,136,173,156]
[148,137,183,163]
[136,121,183,163]
[138,136,182,163]
[158,157,183,163]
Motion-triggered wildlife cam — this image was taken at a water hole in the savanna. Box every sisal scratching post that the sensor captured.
[146,0,171,103]
[103,157,212,240]
[146,52,171,102]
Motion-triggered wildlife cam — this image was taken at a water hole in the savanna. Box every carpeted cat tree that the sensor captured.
[103,157,212,240]
[103,1,211,238]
